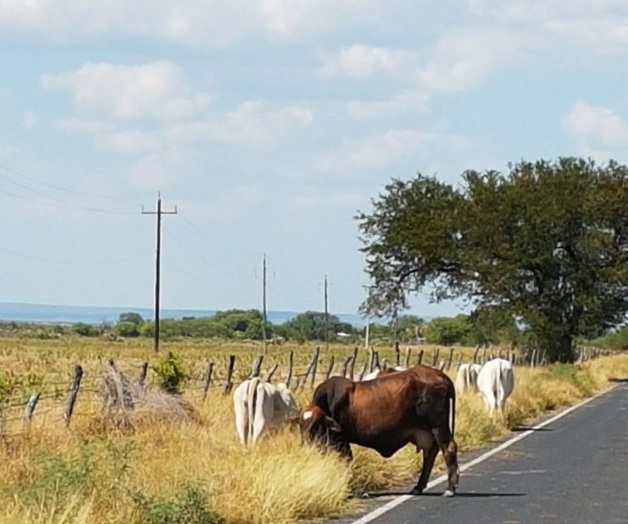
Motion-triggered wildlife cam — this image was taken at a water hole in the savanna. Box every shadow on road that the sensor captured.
[361,491,525,499]
[511,426,552,432]
[608,377,628,383]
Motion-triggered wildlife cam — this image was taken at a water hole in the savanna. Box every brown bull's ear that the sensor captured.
[325,416,342,433]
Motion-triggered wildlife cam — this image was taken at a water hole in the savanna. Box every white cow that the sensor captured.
[361,365,407,381]
[454,363,482,394]
[476,358,515,417]
[233,377,299,446]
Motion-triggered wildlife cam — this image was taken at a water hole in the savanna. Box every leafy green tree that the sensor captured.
[356,157,628,362]
[118,312,144,326]
[281,311,347,342]
[114,321,140,337]
[424,315,473,345]
[71,322,101,337]
[396,315,426,342]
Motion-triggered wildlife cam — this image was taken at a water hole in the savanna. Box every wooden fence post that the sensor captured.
[472,346,480,364]
[138,362,149,387]
[358,360,368,381]
[340,355,352,378]
[431,348,440,367]
[63,365,84,428]
[446,347,454,370]
[373,351,380,371]
[223,355,236,394]
[23,392,41,426]
[394,341,400,367]
[456,353,463,369]
[325,356,335,380]
[286,351,294,389]
[202,362,214,402]
[439,360,446,371]
[417,350,424,366]
[404,347,411,368]
[264,363,279,383]
[381,358,388,370]
[309,347,321,387]
[368,346,375,372]
[350,347,358,379]
[250,355,264,378]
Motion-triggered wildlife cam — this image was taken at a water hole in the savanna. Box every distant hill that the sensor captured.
[0,302,369,328]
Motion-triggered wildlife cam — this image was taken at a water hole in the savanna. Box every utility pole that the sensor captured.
[324,274,329,353]
[262,253,268,354]
[142,193,177,352]
[365,319,370,349]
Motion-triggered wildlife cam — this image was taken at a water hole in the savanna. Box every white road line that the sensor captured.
[350,383,619,524]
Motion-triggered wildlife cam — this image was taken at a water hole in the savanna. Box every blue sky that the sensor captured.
[1,1,628,320]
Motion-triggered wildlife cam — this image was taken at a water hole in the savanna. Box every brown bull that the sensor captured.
[296,365,459,497]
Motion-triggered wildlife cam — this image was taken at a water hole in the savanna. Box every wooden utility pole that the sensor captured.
[262,253,268,353]
[324,274,329,353]
[142,193,177,352]
[365,320,370,349]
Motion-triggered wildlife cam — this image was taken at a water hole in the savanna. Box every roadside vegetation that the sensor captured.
[0,337,626,524]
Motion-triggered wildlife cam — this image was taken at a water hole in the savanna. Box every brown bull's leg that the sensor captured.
[411,442,438,495]
[434,430,459,497]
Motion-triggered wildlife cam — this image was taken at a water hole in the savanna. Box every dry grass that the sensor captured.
[0,336,625,524]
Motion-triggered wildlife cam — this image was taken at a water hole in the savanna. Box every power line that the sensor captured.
[161,224,256,280]
[0,245,145,266]
[178,210,257,260]
[0,162,153,199]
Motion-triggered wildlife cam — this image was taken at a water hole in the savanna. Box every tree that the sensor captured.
[356,157,628,362]
[118,312,144,326]
[424,315,473,345]
[396,315,426,342]
[282,311,344,342]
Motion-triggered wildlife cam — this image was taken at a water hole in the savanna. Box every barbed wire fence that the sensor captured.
[0,343,609,447]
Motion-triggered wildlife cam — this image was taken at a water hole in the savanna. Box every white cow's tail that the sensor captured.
[495,362,505,411]
[450,389,456,437]
[247,377,261,445]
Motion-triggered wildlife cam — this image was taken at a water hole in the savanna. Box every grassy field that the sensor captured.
[0,336,626,524]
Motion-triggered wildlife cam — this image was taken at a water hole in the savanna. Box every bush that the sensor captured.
[152,351,190,394]
[131,486,225,524]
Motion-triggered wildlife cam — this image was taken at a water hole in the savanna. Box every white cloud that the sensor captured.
[129,154,172,189]
[41,61,209,121]
[95,130,161,154]
[466,1,628,54]
[258,0,321,36]
[57,119,115,134]
[417,30,521,92]
[166,101,313,147]
[322,44,416,79]
[0,0,384,46]
[348,90,430,119]
[316,129,468,171]
[564,102,628,152]
[22,110,37,130]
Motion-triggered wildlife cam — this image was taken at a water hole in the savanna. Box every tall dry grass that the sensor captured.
[0,337,626,524]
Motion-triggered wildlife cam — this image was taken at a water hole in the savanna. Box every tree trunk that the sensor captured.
[539,332,575,363]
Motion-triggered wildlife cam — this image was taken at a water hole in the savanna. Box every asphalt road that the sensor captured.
[333,379,628,524]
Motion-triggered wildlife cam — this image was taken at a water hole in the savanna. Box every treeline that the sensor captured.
[0,307,623,348]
